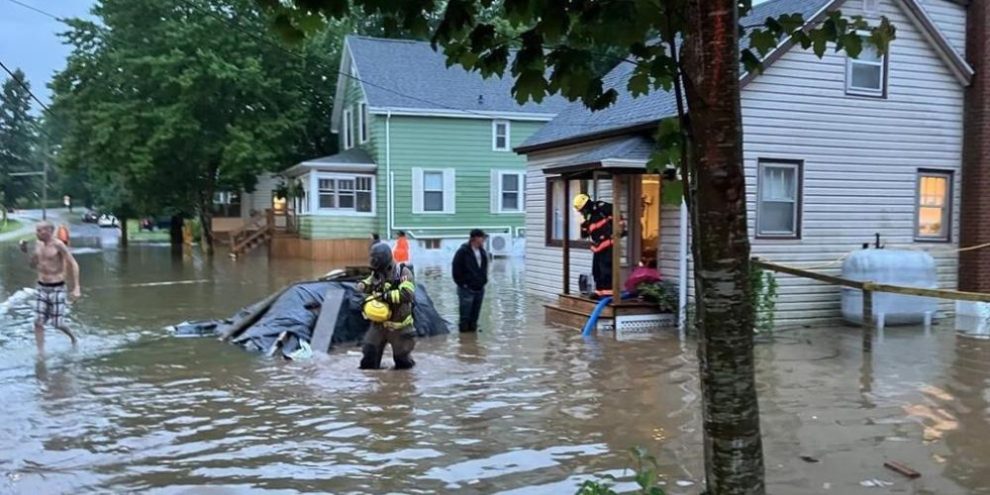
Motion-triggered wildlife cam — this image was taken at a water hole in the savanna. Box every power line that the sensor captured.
[0,59,52,113]
[2,0,60,21]
[8,0,643,130]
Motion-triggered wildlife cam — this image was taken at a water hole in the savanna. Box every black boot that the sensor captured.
[394,354,416,370]
[359,344,383,369]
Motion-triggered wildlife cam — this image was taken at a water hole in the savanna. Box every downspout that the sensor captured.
[386,109,393,239]
[678,198,688,338]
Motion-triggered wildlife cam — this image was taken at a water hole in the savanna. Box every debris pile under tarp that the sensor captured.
[168,269,450,359]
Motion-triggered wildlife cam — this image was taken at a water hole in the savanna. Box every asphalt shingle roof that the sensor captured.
[303,147,375,165]
[546,135,656,174]
[519,0,833,151]
[347,36,570,116]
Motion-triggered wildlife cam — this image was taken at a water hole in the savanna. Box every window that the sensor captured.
[493,120,510,151]
[272,191,287,214]
[423,172,444,212]
[846,43,886,97]
[545,177,600,247]
[212,191,242,218]
[916,170,952,242]
[423,239,442,250]
[317,175,374,213]
[412,168,455,214]
[359,102,369,144]
[756,160,801,238]
[493,170,525,213]
[343,108,354,149]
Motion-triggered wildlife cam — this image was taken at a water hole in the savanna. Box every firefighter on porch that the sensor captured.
[573,193,626,298]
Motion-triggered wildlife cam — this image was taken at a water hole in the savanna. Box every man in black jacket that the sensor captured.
[452,229,488,333]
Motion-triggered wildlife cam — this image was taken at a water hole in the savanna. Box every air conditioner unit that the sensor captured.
[488,233,512,257]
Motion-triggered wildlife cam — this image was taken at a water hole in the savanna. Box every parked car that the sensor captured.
[82,210,99,223]
[98,214,119,228]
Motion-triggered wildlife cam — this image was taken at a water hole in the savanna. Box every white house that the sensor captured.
[517,0,973,326]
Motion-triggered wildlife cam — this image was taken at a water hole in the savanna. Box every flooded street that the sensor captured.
[1,236,990,494]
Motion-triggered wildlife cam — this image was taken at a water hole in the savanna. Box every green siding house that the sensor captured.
[281,36,567,259]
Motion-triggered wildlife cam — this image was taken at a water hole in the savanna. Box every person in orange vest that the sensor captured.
[55,223,70,246]
[393,231,410,265]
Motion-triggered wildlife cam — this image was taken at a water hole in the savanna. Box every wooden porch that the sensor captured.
[541,141,681,335]
[228,207,297,258]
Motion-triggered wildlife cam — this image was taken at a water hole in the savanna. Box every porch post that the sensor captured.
[612,175,622,300]
[678,199,689,337]
[563,178,571,295]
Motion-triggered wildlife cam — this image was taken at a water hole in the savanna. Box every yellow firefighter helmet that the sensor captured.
[362,298,391,323]
[572,193,590,211]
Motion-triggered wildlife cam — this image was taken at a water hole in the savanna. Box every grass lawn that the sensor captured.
[127,219,171,242]
[0,218,22,234]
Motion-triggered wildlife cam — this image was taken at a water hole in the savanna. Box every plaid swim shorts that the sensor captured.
[35,282,67,327]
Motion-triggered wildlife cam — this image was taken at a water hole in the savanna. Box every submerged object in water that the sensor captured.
[169,270,450,359]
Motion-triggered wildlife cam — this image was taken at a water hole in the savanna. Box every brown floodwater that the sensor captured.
[1,234,989,494]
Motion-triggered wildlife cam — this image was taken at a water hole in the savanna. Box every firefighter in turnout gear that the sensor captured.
[574,193,621,298]
[357,243,417,370]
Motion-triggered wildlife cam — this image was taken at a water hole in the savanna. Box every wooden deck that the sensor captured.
[545,293,673,332]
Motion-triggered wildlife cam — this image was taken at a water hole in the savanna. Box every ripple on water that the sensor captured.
[2,248,990,494]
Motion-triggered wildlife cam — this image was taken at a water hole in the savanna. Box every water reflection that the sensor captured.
[1,243,990,493]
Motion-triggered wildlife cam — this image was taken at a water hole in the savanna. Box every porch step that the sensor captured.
[557,293,615,318]
[544,303,611,331]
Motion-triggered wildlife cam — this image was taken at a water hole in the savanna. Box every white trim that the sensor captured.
[845,41,886,97]
[313,172,376,217]
[914,170,953,242]
[285,163,376,177]
[342,107,354,150]
[756,161,800,238]
[412,168,456,214]
[901,0,973,84]
[600,158,649,169]
[492,169,525,214]
[492,120,511,151]
[330,41,371,134]
[739,0,972,88]
[358,101,369,144]
[368,106,554,122]
[386,110,393,239]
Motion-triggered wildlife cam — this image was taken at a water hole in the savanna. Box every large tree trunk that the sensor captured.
[199,166,218,255]
[170,214,184,246]
[119,213,129,248]
[199,203,214,255]
[682,1,765,494]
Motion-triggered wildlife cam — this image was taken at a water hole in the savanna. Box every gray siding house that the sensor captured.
[518,0,972,326]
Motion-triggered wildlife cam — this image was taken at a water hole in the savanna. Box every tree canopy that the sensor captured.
[261,1,894,494]
[0,68,40,210]
[50,0,341,249]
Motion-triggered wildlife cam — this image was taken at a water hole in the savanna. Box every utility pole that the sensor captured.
[10,157,49,220]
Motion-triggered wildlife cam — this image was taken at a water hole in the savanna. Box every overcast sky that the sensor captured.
[1,0,94,108]
[1,0,773,112]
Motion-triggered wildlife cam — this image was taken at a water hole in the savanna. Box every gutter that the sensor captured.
[386,109,393,239]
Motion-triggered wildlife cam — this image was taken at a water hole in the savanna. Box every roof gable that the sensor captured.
[519,0,972,153]
[330,35,569,130]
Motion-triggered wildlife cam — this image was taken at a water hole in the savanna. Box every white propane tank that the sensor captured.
[841,249,939,325]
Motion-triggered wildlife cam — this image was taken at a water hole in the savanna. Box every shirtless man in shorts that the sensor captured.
[19,221,81,350]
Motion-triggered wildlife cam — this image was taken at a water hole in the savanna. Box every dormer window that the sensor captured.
[846,43,886,97]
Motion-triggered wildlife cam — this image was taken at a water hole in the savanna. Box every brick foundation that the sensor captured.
[960,0,990,291]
